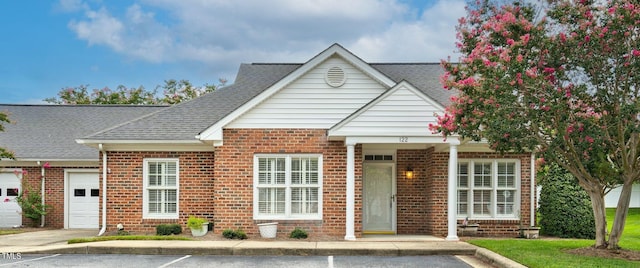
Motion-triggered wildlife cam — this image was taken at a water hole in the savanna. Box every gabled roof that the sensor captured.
[328,80,445,138]
[0,104,166,160]
[80,44,456,144]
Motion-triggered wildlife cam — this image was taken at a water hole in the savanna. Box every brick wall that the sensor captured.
[214,129,361,239]
[396,149,430,234]
[101,152,215,234]
[427,152,533,237]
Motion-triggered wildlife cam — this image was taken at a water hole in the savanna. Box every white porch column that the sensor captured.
[446,140,460,241]
[345,142,356,240]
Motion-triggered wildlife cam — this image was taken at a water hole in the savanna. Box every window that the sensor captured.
[253,154,322,220]
[143,159,179,219]
[457,160,519,219]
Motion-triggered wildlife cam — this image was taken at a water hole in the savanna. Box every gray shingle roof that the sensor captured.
[370,63,456,107]
[83,62,455,141]
[0,105,166,160]
[83,63,300,141]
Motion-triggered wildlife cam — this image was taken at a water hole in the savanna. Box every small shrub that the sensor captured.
[222,228,248,240]
[289,228,308,239]
[538,163,595,239]
[117,230,130,236]
[222,229,235,239]
[156,224,182,236]
[235,229,248,240]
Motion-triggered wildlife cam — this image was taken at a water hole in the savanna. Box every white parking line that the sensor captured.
[0,254,61,267]
[157,255,191,268]
[328,255,334,268]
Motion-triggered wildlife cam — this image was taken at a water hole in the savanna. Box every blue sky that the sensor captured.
[0,0,465,104]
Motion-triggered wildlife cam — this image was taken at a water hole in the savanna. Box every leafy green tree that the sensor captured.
[431,0,640,249]
[44,79,227,105]
[157,79,226,105]
[0,112,13,159]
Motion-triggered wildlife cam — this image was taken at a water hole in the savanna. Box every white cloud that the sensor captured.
[68,7,125,51]
[63,0,465,77]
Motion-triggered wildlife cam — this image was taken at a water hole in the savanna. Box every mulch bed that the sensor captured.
[566,247,640,262]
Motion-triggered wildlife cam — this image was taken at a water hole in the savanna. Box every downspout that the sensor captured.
[38,161,45,227]
[98,144,107,236]
[530,152,535,227]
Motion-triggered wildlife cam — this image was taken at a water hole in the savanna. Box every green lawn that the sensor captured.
[469,208,640,268]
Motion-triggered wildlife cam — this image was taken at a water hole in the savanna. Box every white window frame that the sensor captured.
[457,159,520,220]
[253,154,323,220]
[143,158,179,219]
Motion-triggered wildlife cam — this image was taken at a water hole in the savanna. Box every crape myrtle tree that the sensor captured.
[44,79,227,105]
[430,0,640,249]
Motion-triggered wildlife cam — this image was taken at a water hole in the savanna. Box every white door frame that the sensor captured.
[64,169,98,229]
[362,162,397,234]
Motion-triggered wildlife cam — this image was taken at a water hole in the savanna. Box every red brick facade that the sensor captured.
[213,129,363,238]
[6,131,534,239]
[99,152,215,234]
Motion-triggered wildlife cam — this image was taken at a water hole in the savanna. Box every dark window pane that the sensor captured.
[7,188,19,196]
[74,189,86,197]
[91,189,99,197]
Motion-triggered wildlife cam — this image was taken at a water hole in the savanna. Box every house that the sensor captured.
[0,105,166,228]
[1,44,536,240]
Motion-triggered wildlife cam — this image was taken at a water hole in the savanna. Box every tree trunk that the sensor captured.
[587,189,608,248]
[608,181,633,250]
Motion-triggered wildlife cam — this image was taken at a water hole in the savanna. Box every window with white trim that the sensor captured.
[457,160,519,219]
[143,159,179,219]
[253,154,322,220]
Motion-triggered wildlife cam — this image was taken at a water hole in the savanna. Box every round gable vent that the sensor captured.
[325,66,347,87]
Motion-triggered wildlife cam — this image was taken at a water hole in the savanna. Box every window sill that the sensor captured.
[254,216,322,221]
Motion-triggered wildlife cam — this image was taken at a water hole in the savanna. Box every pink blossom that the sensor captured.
[516,54,523,62]
[559,33,567,42]
[633,50,640,57]
[585,136,595,143]
[507,39,515,46]
[584,35,590,42]
[3,198,9,203]
[543,67,555,74]
[520,34,530,44]
[43,162,51,169]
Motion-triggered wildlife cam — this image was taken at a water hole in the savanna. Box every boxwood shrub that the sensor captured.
[538,163,595,239]
[156,224,182,236]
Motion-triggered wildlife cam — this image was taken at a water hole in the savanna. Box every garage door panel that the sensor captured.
[0,172,22,228]
[68,172,99,229]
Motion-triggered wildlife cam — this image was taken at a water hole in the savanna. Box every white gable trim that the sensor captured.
[197,44,397,144]
[328,80,446,138]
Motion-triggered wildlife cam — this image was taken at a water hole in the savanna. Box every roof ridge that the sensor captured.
[80,105,172,139]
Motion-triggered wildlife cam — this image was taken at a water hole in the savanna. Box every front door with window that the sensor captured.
[363,163,396,234]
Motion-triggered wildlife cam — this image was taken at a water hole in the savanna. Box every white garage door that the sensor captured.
[0,172,22,228]
[67,171,99,229]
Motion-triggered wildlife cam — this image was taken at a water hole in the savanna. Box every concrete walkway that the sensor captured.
[0,230,526,268]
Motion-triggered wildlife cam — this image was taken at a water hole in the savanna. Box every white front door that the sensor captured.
[66,171,99,229]
[363,163,396,234]
[0,171,22,228]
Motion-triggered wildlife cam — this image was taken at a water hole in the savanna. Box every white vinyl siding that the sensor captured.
[457,159,519,219]
[254,154,322,220]
[331,85,442,136]
[228,57,387,129]
[143,159,179,219]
